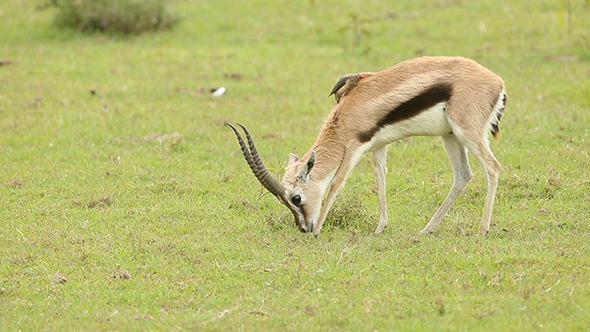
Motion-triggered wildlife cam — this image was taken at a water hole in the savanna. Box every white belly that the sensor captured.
[368,102,451,149]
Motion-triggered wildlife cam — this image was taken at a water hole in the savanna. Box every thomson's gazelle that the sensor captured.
[229,56,507,236]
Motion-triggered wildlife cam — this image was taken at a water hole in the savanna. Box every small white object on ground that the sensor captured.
[212,87,226,97]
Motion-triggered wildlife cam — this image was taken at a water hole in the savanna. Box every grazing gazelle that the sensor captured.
[229,56,507,236]
[329,73,367,103]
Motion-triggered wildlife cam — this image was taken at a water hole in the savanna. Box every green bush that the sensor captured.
[42,0,178,34]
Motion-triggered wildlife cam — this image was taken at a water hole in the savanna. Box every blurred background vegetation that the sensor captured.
[38,0,177,34]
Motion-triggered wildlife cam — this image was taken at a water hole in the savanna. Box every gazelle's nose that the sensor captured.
[299,222,312,233]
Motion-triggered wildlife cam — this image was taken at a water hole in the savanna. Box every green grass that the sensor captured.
[1,0,590,330]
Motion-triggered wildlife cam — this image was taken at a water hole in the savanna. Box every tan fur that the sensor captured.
[280,56,506,236]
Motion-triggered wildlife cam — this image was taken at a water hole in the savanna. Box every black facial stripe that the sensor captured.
[358,83,453,143]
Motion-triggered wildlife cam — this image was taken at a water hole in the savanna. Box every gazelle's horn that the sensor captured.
[228,123,286,198]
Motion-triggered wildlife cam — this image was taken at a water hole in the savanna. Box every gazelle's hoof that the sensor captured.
[374,224,387,235]
[478,229,489,237]
[419,228,434,235]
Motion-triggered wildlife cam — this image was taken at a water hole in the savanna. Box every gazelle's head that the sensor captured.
[228,123,322,233]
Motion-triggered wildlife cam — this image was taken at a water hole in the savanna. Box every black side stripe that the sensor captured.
[358,83,453,143]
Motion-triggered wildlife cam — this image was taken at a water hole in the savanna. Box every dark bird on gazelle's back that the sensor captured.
[329,73,366,103]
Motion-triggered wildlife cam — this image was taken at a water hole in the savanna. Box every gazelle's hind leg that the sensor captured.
[420,134,472,235]
[372,146,388,234]
[462,138,501,236]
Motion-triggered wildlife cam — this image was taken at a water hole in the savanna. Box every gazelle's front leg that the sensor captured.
[372,146,388,234]
[313,149,363,236]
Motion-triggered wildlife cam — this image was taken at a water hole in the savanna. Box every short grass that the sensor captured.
[1,0,590,331]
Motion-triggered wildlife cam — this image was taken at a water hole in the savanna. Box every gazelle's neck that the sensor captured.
[309,120,346,182]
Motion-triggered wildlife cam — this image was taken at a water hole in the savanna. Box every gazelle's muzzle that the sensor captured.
[283,200,312,233]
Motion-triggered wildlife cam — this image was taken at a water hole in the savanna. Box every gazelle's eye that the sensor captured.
[291,195,302,206]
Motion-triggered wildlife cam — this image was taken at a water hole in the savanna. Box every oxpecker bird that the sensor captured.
[329,73,366,103]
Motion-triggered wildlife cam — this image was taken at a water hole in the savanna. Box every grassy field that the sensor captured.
[1,0,590,330]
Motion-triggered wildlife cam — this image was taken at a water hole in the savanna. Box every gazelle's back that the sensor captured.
[330,56,505,144]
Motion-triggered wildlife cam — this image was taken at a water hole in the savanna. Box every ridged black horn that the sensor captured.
[228,123,286,198]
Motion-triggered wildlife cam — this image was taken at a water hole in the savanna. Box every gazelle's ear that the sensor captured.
[298,150,316,182]
[288,153,299,166]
